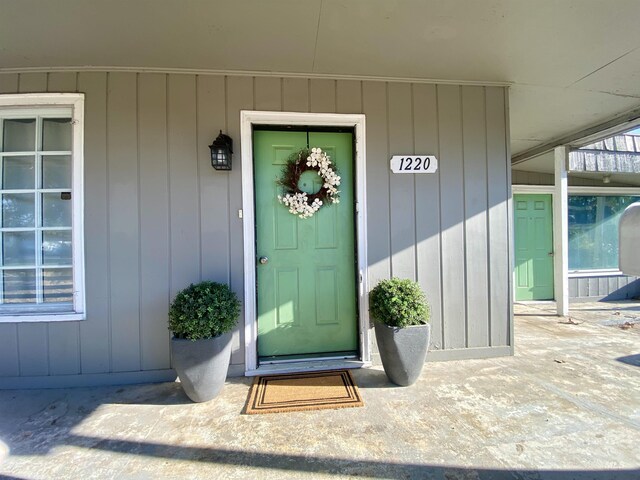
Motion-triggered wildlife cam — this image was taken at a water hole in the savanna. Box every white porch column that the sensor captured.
[553,146,569,316]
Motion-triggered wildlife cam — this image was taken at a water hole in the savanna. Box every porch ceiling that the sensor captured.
[2,0,640,158]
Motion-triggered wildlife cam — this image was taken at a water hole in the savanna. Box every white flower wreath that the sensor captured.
[277,147,341,219]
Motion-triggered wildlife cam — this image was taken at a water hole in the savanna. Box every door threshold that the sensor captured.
[260,352,358,365]
[245,358,371,377]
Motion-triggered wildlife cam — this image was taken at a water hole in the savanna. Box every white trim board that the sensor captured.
[512,185,555,194]
[569,186,640,195]
[240,111,369,375]
[568,270,625,278]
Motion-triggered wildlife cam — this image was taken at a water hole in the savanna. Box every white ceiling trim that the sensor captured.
[0,65,512,87]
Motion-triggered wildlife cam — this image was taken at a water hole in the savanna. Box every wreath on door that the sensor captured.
[277,147,341,219]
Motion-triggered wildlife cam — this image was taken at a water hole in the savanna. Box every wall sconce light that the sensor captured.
[209,131,233,170]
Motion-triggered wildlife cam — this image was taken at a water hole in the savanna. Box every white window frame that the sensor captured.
[0,93,85,322]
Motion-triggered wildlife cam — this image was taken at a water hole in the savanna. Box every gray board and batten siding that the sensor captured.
[513,169,640,300]
[0,72,512,388]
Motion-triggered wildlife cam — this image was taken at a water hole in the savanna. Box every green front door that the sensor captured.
[254,130,358,358]
[514,194,554,300]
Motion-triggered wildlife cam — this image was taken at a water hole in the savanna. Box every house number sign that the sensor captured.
[390,155,438,174]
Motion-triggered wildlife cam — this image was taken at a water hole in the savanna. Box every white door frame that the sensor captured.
[240,111,369,375]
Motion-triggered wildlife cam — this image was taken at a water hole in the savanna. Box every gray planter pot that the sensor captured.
[171,332,232,402]
[374,322,430,386]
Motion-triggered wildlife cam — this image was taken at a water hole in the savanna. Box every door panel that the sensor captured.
[514,194,554,300]
[254,130,358,358]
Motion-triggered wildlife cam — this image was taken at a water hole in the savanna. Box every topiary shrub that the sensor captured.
[169,281,241,341]
[369,277,430,328]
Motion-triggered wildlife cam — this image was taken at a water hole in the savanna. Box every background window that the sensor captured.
[568,195,640,271]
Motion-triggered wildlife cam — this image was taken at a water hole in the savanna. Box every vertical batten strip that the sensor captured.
[411,85,418,283]
[0,74,19,93]
[197,76,229,284]
[167,74,200,297]
[78,72,110,374]
[254,77,282,111]
[438,85,466,349]
[283,78,309,113]
[387,83,416,280]
[225,77,231,289]
[362,81,391,286]
[485,87,493,344]
[195,79,203,281]
[436,86,445,349]
[138,73,171,371]
[413,84,443,350]
[136,73,142,369]
[462,86,489,348]
[107,72,141,372]
[336,80,362,114]
[310,79,336,113]
[486,87,510,347]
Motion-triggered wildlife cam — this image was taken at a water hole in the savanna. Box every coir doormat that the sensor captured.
[244,370,364,414]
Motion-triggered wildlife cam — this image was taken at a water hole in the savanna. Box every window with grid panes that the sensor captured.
[0,95,84,320]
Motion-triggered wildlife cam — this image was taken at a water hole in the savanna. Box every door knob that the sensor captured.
[259,256,269,265]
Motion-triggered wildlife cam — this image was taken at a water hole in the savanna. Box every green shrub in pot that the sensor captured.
[369,278,431,386]
[169,281,240,340]
[369,277,430,328]
[169,281,241,402]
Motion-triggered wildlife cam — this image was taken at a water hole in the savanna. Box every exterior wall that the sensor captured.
[513,169,640,301]
[569,276,640,301]
[0,71,512,387]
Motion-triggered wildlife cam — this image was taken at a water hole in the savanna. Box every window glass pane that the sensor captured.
[2,193,35,227]
[43,268,73,303]
[3,269,36,303]
[42,118,72,151]
[42,193,71,227]
[568,195,640,270]
[2,231,35,266]
[42,155,71,189]
[2,119,36,152]
[42,230,72,265]
[2,155,35,189]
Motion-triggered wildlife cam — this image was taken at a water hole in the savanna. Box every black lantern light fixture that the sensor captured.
[209,130,233,170]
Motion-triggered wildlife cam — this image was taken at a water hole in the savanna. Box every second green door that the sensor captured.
[514,194,554,301]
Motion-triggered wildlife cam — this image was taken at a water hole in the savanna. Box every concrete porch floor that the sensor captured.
[1,301,639,480]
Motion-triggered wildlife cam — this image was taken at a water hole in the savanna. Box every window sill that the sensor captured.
[0,312,85,323]
[568,270,625,278]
